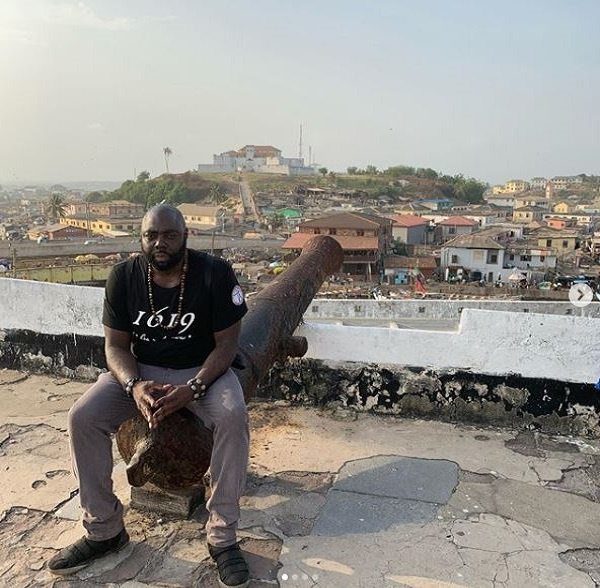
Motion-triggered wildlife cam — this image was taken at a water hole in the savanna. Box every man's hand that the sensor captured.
[151,385,194,426]
[131,380,171,429]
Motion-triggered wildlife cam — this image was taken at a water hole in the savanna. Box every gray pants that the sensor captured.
[68,364,249,547]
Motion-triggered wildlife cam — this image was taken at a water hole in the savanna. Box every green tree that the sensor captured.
[415,167,439,180]
[347,166,358,175]
[137,170,150,182]
[209,183,227,204]
[46,193,67,220]
[163,147,172,173]
[86,191,104,202]
[318,167,328,176]
[453,176,487,203]
[365,164,378,175]
[385,165,415,177]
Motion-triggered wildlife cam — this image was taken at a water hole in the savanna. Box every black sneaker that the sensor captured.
[208,542,250,588]
[48,528,130,575]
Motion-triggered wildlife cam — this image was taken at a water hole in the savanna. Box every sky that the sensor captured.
[1,0,599,186]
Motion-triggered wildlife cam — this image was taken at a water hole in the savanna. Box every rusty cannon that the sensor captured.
[116,235,343,506]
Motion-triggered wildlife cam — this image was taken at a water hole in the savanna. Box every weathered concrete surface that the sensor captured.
[3,370,600,586]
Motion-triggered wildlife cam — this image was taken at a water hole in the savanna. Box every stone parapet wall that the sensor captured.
[1,278,599,435]
[265,359,600,437]
[307,298,600,320]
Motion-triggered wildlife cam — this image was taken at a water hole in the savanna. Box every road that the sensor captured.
[0,236,286,260]
[239,178,259,221]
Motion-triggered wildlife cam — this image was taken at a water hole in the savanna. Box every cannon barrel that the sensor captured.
[116,236,343,493]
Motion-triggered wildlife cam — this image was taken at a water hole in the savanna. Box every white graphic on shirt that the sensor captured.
[131,307,196,342]
[231,285,244,306]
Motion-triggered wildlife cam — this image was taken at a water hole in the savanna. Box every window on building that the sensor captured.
[489,254,498,264]
[329,228,337,235]
[546,239,552,247]
[509,254,515,261]
[520,255,531,261]
[357,230,364,236]
[448,227,456,234]
[451,254,458,264]
[540,256,545,262]
[314,228,321,234]
[562,240,568,248]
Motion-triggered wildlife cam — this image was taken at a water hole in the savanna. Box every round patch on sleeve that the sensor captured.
[231,285,245,306]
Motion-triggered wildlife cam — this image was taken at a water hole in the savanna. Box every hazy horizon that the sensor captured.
[2,1,599,186]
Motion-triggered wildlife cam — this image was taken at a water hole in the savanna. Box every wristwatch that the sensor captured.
[187,377,207,401]
[124,376,142,397]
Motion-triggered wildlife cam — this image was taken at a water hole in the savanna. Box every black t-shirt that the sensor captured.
[102,249,247,368]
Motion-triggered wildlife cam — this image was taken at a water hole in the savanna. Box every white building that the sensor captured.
[440,234,505,282]
[504,244,557,271]
[529,177,548,190]
[197,145,315,176]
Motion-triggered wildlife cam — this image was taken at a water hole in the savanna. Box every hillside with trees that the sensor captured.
[86,171,237,210]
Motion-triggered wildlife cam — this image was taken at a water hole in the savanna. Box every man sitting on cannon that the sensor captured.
[48,204,251,588]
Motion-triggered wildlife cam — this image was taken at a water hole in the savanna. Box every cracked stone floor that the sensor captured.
[3,369,600,586]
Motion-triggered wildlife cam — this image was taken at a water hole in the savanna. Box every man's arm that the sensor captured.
[104,326,138,386]
[152,320,242,424]
[192,319,241,388]
[105,326,168,427]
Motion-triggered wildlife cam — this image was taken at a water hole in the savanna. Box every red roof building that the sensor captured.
[282,212,393,281]
[434,216,478,244]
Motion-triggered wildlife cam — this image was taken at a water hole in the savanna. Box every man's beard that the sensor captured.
[144,239,187,271]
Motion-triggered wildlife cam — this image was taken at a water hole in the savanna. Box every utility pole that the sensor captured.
[85,202,91,237]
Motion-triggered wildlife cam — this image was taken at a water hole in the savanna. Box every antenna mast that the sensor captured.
[298,123,303,159]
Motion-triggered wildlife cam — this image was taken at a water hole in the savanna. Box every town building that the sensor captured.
[545,216,577,230]
[282,212,393,280]
[529,177,548,190]
[388,215,429,245]
[533,229,579,254]
[440,234,505,283]
[514,196,551,210]
[434,216,478,244]
[513,206,546,224]
[28,224,88,241]
[492,179,530,194]
[176,204,232,233]
[66,200,144,218]
[60,215,142,237]
[197,145,315,176]
[504,243,557,271]
[551,176,583,190]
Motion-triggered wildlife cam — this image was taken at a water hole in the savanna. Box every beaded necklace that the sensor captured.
[146,249,189,330]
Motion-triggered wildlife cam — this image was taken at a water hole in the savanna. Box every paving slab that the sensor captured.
[333,455,459,503]
[312,490,440,536]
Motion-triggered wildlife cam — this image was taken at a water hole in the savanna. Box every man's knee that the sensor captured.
[212,394,248,429]
[68,399,92,434]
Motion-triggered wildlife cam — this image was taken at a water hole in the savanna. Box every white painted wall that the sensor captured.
[0,279,104,336]
[1,279,599,383]
[440,246,505,277]
[297,309,600,384]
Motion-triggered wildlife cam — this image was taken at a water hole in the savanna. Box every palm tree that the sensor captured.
[163,147,172,173]
[46,193,67,221]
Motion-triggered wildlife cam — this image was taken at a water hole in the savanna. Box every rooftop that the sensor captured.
[442,234,505,249]
[282,232,379,250]
[4,369,600,586]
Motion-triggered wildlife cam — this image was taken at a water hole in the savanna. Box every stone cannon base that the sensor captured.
[130,483,206,518]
